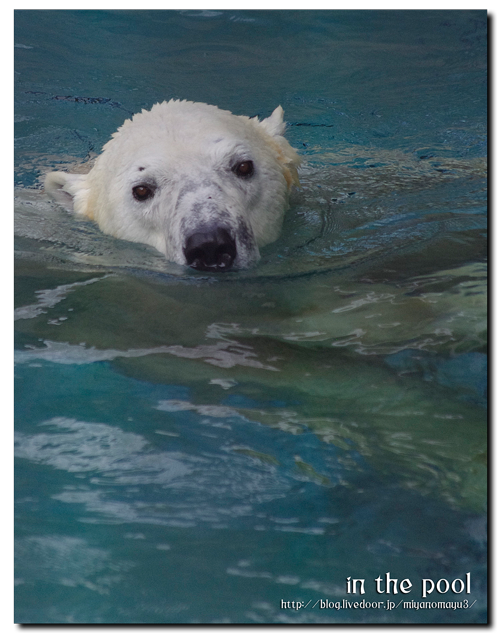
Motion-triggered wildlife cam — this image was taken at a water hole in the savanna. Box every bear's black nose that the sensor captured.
[183,227,237,272]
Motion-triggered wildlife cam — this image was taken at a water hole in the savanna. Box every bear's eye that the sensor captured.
[132,184,154,201]
[232,160,254,178]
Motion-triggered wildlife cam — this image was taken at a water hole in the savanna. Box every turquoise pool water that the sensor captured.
[14,10,487,624]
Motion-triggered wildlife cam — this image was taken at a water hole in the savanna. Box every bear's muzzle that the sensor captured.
[183,226,237,272]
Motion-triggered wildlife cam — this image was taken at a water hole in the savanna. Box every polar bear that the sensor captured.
[45,100,300,271]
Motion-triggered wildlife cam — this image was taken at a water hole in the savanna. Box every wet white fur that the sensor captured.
[45,100,300,268]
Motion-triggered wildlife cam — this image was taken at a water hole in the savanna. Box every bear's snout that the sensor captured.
[183,226,236,272]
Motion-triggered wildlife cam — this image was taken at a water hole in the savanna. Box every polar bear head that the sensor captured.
[45,100,300,271]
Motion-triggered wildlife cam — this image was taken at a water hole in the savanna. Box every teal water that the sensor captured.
[14,10,487,624]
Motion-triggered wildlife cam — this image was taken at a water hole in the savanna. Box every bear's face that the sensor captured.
[45,100,300,271]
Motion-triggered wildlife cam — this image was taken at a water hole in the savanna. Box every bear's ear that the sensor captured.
[259,106,286,137]
[258,107,301,189]
[44,171,90,216]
